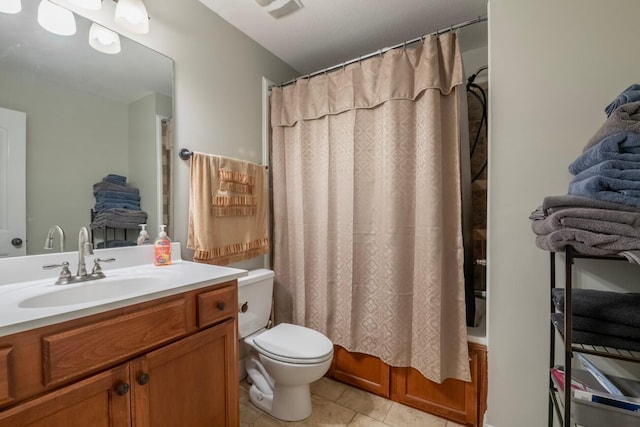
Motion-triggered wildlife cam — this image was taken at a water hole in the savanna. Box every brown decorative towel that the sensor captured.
[187,152,269,265]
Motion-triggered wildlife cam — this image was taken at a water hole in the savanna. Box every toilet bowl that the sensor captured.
[238,269,334,421]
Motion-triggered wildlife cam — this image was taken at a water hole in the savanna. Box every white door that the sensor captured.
[0,107,26,257]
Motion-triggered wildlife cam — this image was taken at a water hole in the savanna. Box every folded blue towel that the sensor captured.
[95,201,141,212]
[571,161,640,184]
[568,175,640,207]
[569,132,640,175]
[605,84,640,117]
[104,174,127,186]
[95,190,141,202]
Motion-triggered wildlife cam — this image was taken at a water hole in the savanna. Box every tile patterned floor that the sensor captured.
[239,377,465,427]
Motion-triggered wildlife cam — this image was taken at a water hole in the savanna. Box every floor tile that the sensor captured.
[240,402,264,426]
[383,402,447,427]
[310,377,349,402]
[286,394,357,427]
[347,413,388,427]
[239,378,454,427]
[335,386,392,421]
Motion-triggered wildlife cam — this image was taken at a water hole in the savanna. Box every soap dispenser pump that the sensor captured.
[154,224,172,266]
[137,224,151,246]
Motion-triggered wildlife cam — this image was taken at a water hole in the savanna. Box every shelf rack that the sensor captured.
[548,246,640,427]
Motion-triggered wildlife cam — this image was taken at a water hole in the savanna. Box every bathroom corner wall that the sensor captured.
[488,0,640,426]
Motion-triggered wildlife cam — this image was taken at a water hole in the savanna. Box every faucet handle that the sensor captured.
[43,262,73,285]
[91,257,116,276]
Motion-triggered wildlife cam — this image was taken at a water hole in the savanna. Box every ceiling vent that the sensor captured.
[254,0,302,19]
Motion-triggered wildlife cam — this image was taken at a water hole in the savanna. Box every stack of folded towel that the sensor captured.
[93,174,142,212]
[551,288,640,352]
[90,174,147,231]
[531,85,640,259]
[568,86,640,207]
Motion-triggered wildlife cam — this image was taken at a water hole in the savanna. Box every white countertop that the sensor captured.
[0,243,247,337]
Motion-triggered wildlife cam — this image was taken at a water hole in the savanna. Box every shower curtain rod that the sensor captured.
[275,14,487,88]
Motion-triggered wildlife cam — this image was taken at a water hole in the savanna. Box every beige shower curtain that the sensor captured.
[270,32,470,383]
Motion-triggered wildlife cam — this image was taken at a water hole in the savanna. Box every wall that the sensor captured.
[0,66,130,255]
[487,1,640,426]
[62,0,298,266]
[128,93,161,238]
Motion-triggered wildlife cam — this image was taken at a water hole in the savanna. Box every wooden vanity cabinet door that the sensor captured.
[0,363,130,427]
[130,319,239,427]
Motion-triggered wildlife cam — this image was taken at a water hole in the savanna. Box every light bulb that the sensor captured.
[89,23,121,54]
[114,0,149,34]
[0,0,21,14]
[37,0,76,36]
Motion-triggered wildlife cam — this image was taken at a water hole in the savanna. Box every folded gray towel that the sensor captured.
[569,132,640,175]
[551,313,640,352]
[605,84,640,117]
[531,208,640,238]
[583,102,640,153]
[535,230,640,255]
[552,288,640,328]
[93,181,140,196]
[540,195,640,216]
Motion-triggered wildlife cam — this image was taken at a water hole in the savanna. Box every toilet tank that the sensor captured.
[237,269,275,339]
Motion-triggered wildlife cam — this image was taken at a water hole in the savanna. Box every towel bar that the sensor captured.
[179,148,268,169]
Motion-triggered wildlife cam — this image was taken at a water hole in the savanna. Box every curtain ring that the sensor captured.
[402,41,406,50]
[420,35,425,44]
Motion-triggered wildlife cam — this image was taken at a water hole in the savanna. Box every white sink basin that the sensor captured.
[18,276,169,308]
[0,243,248,337]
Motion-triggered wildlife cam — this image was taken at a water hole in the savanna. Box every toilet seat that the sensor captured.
[250,323,333,365]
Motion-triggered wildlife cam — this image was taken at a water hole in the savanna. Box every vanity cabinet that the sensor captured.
[0,280,239,427]
[328,342,487,427]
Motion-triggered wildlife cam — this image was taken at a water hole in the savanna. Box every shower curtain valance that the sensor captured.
[271,33,464,127]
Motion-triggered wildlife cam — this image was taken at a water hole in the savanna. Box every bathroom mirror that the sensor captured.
[0,1,174,256]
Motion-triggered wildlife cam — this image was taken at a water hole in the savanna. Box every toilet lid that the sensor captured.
[253,323,333,362]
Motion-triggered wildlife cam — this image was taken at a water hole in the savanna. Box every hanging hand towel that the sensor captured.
[187,152,269,265]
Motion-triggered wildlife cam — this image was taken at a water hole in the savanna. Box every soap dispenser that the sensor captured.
[137,224,151,246]
[154,224,172,266]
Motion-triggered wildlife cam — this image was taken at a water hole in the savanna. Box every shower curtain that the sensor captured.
[270,33,470,382]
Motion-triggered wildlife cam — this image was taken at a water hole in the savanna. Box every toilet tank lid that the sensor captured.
[237,269,275,287]
[253,323,333,360]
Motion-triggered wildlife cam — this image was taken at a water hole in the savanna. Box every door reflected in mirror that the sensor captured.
[0,1,174,257]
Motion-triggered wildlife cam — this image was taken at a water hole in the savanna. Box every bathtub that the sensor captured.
[467,297,487,345]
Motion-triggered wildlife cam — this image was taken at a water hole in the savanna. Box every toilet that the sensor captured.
[238,269,334,421]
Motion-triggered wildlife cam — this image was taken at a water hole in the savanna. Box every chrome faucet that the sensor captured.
[43,226,116,285]
[77,226,94,277]
[44,225,65,252]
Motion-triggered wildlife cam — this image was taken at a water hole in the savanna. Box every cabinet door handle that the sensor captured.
[137,373,150,385]
[115,382,130,396]
[216,302,226,311]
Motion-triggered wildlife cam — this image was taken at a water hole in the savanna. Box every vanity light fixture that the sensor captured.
[69,0,102,10]
[89,22,121,54]
[37,0,76,36]
[114,0,149,34]
[0,0,21,14]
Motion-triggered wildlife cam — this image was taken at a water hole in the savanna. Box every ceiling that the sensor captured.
[199,0,488,75]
